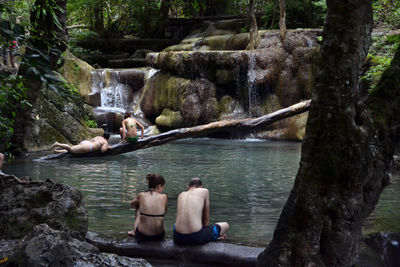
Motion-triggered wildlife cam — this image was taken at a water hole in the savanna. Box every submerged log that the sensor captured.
[43,100,310,159]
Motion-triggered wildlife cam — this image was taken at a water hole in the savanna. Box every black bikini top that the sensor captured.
[140,211,165,217]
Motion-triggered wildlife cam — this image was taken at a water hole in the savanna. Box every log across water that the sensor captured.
[42,100,311,160]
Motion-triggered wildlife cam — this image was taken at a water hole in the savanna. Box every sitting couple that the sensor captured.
[129,175,229,245]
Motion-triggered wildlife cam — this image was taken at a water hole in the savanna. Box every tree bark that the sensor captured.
[279,0,286,40]
[247,0,258,50]
[93,0,104,34]
[258,0,399,266]
[43,100,311,159]
[154,0,171,38]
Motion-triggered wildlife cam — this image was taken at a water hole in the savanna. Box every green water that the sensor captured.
[3,138,399,247]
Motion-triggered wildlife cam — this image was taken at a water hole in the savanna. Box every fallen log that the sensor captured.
[42,99,311,160]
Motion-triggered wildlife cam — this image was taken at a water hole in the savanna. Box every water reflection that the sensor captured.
[3,139,399,246]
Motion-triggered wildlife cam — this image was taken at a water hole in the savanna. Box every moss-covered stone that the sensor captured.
[140,73,218,126]
[215,69,235,86]
[218,95,235,114]
[155,109,185,129]
[61,50,95,103]
[262,94,282,114]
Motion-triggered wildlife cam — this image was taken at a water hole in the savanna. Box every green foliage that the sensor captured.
[257,0,327,29]
[373,0,400,28]
[362,54,392,90]
[0,74,30,151]
[362,34,399,91]
[84,116,97,128]
[61,79,80,96]
[0,1,80,153]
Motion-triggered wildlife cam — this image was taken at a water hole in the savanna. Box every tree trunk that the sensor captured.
[205,0,227,16]
[247,0,258,50]
[93,0,104,34]
[43,100,311,159]
[258,0,399,266]
[154,0,171,38]
[269,0,280,29]
[279,0,286,40]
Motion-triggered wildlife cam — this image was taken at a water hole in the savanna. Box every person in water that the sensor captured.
[173,177,229,245]
[128,173,168,241]
[51,132,111,154]
[119,111,144,143]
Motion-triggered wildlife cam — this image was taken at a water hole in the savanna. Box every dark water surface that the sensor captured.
[3,138,399,247]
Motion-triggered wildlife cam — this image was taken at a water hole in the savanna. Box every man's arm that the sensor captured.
[202,189,210,227]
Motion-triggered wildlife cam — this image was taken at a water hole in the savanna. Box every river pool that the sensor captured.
[3,138,399,247]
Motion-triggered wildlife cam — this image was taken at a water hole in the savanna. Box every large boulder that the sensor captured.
[23,85,102,151]
[5,224,151,267]
[0,175,88,239]
[140,73,219,126]
[61,50,95,103]
[155,108,185,130]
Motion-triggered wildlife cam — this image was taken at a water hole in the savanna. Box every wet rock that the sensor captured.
[0,239,20,260]
[61,50,95,102]
[255,112,309,141]
[140,73,219,126]
[24,85,102,151]
[6,224,151,267]
[0,175,88,239]
[155,109,185,130]
[87,234,263,267]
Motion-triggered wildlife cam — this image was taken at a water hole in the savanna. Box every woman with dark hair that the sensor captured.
[128,173,167,241]
[119,111,145,143]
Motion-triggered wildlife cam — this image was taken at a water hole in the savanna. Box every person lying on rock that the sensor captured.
[173,177,229,245]
[119,111,144,143]
[128,173,168,241]
[51,132,111,154]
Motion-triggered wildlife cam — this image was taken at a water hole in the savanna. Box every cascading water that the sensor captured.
[247,52,260,116]
[92,69,132,113]
[90,68,154,131]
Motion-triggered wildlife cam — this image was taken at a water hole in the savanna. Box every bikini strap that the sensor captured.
[140,211,165,217]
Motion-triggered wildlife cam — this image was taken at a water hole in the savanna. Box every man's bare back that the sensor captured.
[173,178,229,245]
[175,187,209,234]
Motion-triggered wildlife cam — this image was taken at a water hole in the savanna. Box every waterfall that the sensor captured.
[247,53,259,116]
[91,69,131,113]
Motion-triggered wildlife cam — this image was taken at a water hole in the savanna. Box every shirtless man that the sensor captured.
[51,133,110,154]
[119,111,144,143]
[173,177,229,245]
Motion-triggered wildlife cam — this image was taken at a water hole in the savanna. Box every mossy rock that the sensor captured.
[215,69,235,86]
[218,95,236,114]
[262,94,282,114]
[61,50,95,102]
[155,109,185,129]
